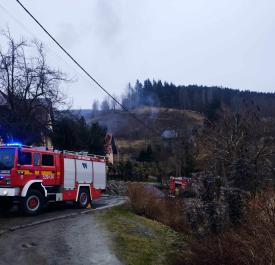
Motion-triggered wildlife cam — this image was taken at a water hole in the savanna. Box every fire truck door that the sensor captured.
[17,150,35,182]
[40,153,56,185]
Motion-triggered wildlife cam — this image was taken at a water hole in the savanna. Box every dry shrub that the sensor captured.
[174,189,275,265]
[127,183,149,215]
[127,183,188,233]
[127,184,275,265]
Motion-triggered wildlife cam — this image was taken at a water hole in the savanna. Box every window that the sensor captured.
[18,151,32,165]
[0,149,15,170]
[42,154,54,166]
[34,153,40,166]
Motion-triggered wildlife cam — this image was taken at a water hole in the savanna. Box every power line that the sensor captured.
[15,0,160,135]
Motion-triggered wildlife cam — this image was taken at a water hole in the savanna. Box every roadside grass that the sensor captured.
[98,205,186,265]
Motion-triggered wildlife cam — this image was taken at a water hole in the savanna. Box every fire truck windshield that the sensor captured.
[0,149,15,170]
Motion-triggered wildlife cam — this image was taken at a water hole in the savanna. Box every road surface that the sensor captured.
[0,195,125,265]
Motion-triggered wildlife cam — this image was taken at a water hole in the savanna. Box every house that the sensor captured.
[104,133,119,164]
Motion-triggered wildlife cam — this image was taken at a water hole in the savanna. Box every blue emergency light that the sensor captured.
[6,142,23,147]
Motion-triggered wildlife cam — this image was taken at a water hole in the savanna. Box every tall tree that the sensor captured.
[100,97,110,112]
[52,112,107,155]
[87,122,107,155]
[92,100,99,114]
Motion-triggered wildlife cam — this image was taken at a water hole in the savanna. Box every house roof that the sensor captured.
[161,129,178,139]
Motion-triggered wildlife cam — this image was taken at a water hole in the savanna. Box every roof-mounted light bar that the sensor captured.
[6,142,23,147]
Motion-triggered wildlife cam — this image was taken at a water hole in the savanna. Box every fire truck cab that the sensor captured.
[0,143,106,215]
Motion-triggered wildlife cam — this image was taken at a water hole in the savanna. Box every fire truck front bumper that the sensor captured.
[0,188,20,197]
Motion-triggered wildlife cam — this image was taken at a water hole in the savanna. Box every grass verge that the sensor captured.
[98,205,186,265]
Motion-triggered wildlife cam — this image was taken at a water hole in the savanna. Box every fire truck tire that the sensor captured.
[77,188,90,209]
[21,190,45,216]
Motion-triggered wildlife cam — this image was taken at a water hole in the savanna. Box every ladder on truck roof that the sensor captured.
[0,144,106,160]
[63,150,106,160]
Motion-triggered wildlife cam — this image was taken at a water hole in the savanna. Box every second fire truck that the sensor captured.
[0,143,106,215]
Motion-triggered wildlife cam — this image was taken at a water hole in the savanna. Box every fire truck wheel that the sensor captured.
[77,188,90,209]
[21,190,45,216]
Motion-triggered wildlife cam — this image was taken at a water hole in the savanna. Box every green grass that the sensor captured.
[98,205,186,265]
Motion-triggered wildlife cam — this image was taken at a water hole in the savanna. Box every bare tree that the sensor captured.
[0,31,67,144]
[100,97,110,112]
[110,94,118,110]
[198,107,275,191]
[169,113,195,178]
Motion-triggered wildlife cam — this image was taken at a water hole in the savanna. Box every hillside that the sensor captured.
[73,83,275,159]
[86,107,204,137]
[73,107,204,160]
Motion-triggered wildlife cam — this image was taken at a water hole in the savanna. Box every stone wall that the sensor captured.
[106,180,163,196]
[106,180,129,196]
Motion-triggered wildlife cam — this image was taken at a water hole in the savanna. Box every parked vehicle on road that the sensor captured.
[0,143,106,215]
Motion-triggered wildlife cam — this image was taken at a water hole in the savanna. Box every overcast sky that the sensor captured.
[0,0,275,109]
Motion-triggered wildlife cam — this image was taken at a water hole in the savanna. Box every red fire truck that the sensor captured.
[0,143,106,215]
[169,176,191,197]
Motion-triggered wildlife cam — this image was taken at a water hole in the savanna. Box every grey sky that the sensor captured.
[0,0,275,109]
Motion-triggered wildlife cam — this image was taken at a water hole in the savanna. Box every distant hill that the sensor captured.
[73,82,275,125]
[72,82,275,159]
[121,80,275,119]
[72,82,275,136]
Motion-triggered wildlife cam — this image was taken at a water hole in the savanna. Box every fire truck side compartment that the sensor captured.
[93,162,106,189]
[64,158,76,190]
[76,160,93,184]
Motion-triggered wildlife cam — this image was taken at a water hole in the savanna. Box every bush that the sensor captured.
[127,183,188,233]
[109,161,149,181]
[174,190,275,265]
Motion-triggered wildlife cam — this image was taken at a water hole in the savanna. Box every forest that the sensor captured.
[117,79,275,119]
